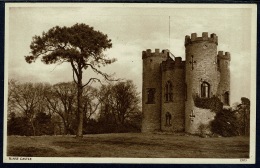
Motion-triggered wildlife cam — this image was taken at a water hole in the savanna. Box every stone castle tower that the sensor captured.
[142,32,231,134]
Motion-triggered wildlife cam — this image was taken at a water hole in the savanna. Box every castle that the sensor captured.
[142,32,231,134]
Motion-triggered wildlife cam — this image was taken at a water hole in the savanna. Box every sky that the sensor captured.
[6,4,256,105]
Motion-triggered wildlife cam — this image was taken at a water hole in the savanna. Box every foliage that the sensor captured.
[210,97,250,137]
[7,113,33,136]
[24,23,116,137]
[241,97,250,106]
[35,112,54,136]
[8,81,50,135]
[236,97,250,136]
[198,123,211,137]
[97,80,142,133]
[45,82,77,135]
[193,94,223,113]
[211,109,240,137]
[7,80,141,135]
[82,85,101,133]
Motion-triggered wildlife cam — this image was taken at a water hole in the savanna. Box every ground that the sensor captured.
[7,133,249,158]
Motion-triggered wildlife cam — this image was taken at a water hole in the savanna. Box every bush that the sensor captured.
[193,94,223,113]
[35,112,54,135]
[198,123,211,137]
[7,116,33,136]
[211,109,240,137]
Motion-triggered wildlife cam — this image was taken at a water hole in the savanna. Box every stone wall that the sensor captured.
[189,107,216,134]
[142,49,167,132]
[161,57,185,132]
[141,32,231,134]
[185,32,220,133]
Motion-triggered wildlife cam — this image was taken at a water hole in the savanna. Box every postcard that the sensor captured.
[3,3,257,164]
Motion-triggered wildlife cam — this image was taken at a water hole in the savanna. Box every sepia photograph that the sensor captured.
[3,3,257,164]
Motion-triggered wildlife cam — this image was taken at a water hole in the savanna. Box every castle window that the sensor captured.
[224,91,229,105]
[201,82,210,98]
[165,112,172,126]
[165,81,173,102]
[146,88,156,104]
[217,59,220,71]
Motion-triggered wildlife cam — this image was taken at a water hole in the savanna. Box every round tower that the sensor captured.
[217,51,231,106]
[142,49,168,132]
[184,32,219,133]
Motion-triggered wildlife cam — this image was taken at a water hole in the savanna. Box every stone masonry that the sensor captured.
[142,32,231,134]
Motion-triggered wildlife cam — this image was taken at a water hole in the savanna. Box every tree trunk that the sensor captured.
[63,120,67,135]
[30,118,36,136]
[76,70,84,138]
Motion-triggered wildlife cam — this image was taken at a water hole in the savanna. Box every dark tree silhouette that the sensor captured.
[45,82,77,135]
[99,80,141,131]
[8,81,48,136]
[111,80,141,126]
[25,23,116,137]
[238,97,250,136]
[82,86,100,125]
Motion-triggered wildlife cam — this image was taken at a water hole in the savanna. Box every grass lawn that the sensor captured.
[7,133,249,158]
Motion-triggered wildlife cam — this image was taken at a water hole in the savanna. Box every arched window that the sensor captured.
[217,59,220,71]
[165,81,173,102]
[165,112,172,126]
[146,88,156,104]
[224,91,229,105]
[201,82,210,98]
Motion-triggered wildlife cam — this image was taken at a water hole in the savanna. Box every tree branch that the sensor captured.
[70,60,79,77]
[82,78,102,88]
[72,70,78,84]
[85,63,119,82]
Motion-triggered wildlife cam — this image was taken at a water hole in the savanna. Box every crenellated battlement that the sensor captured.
[162,56,185,71]
[217,51,231,61]
[142,49,169,59]
[142,32,231,134]
[185,32,218,46]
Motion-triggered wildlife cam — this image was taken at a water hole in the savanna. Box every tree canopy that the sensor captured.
[25,23,115,85]
[25,23,116,137]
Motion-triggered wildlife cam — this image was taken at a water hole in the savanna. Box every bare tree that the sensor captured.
[8,81,48,136]
[99,80,141,127]
[44,82,77,135]
[112,80,141,126]
[82,86,100,123]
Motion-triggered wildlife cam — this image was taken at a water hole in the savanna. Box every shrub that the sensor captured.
[198,123,211,137]
[193,94,223,113]
[211,109,240,137]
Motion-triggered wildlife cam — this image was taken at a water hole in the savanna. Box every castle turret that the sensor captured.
[217,51,231,105]
[142,49,168,132]
[184,32,219,133]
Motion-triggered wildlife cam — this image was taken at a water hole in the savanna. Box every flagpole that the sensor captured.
[169,16,170,50]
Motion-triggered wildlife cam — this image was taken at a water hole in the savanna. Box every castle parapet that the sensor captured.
[217,51,231,61]
[185,32,218,46]
[142,49,169,59]
[162,56,185,71]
